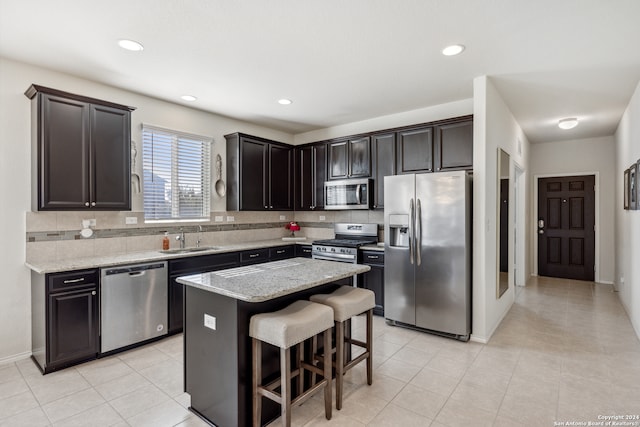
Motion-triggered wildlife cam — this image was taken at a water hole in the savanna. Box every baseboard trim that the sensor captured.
[470,335,488,344]
[0,351,31,366]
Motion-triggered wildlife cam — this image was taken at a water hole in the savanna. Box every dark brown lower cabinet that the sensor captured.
[359,251,384,316]
[32,269,99,374]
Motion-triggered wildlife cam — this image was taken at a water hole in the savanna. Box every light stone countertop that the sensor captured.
[176,257,370,302]
[26,239,315,274]
[360,243,385,252]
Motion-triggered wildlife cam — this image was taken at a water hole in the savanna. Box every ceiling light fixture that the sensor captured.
[117,39,144,52]
[558,117,579,130]
[278,99,292,105]
[442,44,465,56]
[181,95,197,102]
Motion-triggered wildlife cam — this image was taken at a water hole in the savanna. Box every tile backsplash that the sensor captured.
[25,210,384,264]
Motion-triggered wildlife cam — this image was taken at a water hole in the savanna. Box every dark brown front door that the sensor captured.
[538,175,595,281]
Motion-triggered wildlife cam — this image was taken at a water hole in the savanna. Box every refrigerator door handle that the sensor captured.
[409,198,415,265]
[416,198,422,266]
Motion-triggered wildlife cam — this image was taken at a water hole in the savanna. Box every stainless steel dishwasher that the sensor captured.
[100,261,168,353]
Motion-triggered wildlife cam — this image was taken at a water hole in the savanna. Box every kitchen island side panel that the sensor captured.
[185,285,239,427]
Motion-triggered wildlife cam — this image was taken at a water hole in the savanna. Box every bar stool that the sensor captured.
[310,286,375,410]
[249,300,333,427]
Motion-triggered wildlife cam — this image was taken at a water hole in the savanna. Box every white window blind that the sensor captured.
[142,125,211,221]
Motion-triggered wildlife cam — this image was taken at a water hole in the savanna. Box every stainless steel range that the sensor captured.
[312,223,378,265]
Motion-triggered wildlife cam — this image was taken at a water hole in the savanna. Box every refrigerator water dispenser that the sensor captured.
[388,214,409,247]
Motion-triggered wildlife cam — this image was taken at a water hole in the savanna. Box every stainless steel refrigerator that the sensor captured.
[384,171,471,340]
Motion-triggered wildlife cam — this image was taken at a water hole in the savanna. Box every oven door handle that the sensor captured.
[312,253,356,262]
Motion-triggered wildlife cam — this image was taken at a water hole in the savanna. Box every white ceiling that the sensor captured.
[1,0,639,143]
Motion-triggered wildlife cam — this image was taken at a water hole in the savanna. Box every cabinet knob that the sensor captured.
[85,202,90,207]
[91,291,96,295]
[264,206,268,209]
[91,202,96,207]
[269,206,273,209]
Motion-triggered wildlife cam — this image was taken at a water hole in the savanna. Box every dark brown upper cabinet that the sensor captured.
[396,127,434,174]
[295,142,327,210]
[25,85,134,211]
[371,132,396,209]
[434,119,473,172]
[328,136,371,180]
[226,133,293,211]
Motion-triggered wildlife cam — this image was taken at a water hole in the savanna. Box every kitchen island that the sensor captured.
[177,257,370,427]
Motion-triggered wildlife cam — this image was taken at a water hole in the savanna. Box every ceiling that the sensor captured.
[1,0,639,143]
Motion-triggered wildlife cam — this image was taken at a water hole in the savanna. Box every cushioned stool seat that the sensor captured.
[249,300,333,427]
[310,286,375,410]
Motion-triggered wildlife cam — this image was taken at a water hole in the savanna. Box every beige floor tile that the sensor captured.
[109,383,170,419]
[29,372,92,406]
[389,346,437,367]
[126,399,191,427]
[0,406,50,427]
[174,414,213,427]
[138,359,184,397]
[304,409,366,427]
[0,377,29,401]
[51,402,124,426]
[94,371,151,401]
[118,346,171,371]
[0,364,22,385]
[376,358,422,382]
[434,396,496,427]
[0,391,41,422]
[409,367,460,397]
[425,353,470,379]
[497,392,557,426]
[335,391,387,423]
[348,373,405,402]
[41,387,105,423]
[391,383,447,419]
[449,380,505,415]
[368,403,433,427]
[76,358,135,387]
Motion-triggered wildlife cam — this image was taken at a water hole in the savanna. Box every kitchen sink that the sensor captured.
[159,246,220,254]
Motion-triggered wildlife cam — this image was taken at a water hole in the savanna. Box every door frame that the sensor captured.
[514,162,526,287]
[533,171,600,282]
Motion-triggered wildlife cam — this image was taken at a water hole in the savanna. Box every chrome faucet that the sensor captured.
[176,228,186,249]
[196,225,203,248]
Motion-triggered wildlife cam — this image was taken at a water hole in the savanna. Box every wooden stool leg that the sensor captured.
[252,338,262,427]
[323,328,332,420]
[297,342,303,396]
[310,334,318,386]
[366,309,373,385]
[335,320,345,410]
[281,347,291,427]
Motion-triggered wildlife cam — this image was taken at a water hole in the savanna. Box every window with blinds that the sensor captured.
[142,125,211,221]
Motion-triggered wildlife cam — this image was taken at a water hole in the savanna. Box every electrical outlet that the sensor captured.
[204,314,216,330]
[227,216,235,222]
[319,215,326,221]
[279,215,286,220]
[125,216,138,225]
[215,216,224,222]
[89,219,96,227]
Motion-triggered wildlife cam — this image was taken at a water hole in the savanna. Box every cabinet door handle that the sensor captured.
[91,291,96,295]
[368,255,379,259]
[276,250,285,254]
[249,253,259,258]
[63,278,85,284]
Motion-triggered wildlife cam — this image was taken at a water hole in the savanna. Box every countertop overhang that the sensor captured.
[177,257,370,302]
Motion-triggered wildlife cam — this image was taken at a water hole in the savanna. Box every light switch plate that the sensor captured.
[125,216,138,225]
[279,215,286,220]
[204,314,216,330]
[214,216,224,222]
[227,216,235,222]
[319,215,326,221]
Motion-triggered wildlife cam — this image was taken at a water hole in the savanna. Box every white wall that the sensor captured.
[472,76,531,343]
[530,136,616,284]
[0,57,294,363]
[294,99,473,144]
[615,81,640,340]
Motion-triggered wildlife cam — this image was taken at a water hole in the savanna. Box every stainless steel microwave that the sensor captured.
[324,178,373,210]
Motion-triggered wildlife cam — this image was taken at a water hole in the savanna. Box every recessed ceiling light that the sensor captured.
[442,44,465,56]
[117,39,144,52]
[558,118,579,130]
[181,95,197,102]
[278,99,292,105]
